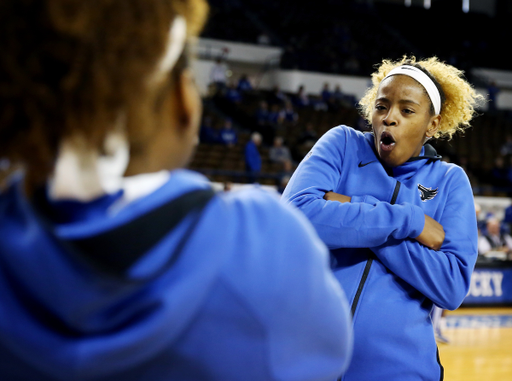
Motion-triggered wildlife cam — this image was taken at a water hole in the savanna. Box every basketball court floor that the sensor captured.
[438,307,512,381]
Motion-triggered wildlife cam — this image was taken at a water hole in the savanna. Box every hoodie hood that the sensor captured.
[0,170,223,380]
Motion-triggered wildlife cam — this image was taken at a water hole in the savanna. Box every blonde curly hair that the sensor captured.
[358,56,485,140]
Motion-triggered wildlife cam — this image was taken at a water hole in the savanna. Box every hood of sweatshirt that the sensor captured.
[0,169,224,380]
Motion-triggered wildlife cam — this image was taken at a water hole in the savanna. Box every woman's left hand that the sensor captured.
[324,191,351,203]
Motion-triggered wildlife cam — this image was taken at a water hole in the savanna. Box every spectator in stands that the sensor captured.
[200,115,218,144]
[475,202,484,240]
[209,57,228,93]
[321,83,332,103]
[500,134,512,156]
[0,1,353,380]
[277,160,295,194]
[269,136,292,167]
[236,74,253,93]
[254,100,270,126]
[245,132,262,182]
[503,203,512,234]
[478,218,512,258]
[218,118,238,147]
[260,104,283,144]
[267,85,288,107]
[298,122,318,147]
[283,100,299,125]
[490,156,510,189]
[278,174,291,194]
[293,85,310,108]
[253,100,274,146]
[224,81,242,104]
[293,123,318,161]
[333,84,344,106]
[320,82,334,111]
[268,104,285,127]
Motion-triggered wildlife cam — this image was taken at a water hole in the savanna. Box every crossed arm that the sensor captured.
[323,191,445,251]
[323,188,477,310]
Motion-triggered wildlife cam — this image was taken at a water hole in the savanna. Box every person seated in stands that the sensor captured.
[298,123,318,148]
[489,156,510,190]
[200,115,219,144]
[254,100,270,126]
[283,100,299,125]
[268,104,285,128]
[333,84,344,106]
[245,132,262,183]
[320,82,335,111]
[253,100,274,146]
[236,74,253,93]
[218,118,238,147]
[321,83,332,103]
[277,160,294,194]
[478,217,512,259]
[267,85,288,107]
[224,81,242,104]
[269,136,292,168]
[293,85,310,108]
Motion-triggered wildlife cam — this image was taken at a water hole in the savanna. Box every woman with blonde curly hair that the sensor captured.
[282,56,484,380]
[0,1,353,380]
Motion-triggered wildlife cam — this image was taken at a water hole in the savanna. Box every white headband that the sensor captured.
[150,16,188,84]
[383,65,441,115]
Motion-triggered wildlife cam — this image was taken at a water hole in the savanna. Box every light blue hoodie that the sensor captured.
[0,169,352,381]
[282,126,478,381]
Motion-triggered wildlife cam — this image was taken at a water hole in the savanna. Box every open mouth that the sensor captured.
[380,131,396,152]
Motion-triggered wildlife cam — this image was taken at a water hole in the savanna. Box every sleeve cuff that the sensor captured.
[408,205,426,238]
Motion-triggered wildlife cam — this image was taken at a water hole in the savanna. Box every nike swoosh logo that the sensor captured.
[358,160,376,167]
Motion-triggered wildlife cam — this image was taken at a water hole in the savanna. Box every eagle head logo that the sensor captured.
[418,184,438,202]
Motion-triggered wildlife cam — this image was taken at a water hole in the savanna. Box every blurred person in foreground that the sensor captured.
[282,56,483,381]
[0,1,352,380]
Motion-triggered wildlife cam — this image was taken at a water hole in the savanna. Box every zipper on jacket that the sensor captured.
[349,180,401,316]
[340,180,402,381]
[350,254,373,316]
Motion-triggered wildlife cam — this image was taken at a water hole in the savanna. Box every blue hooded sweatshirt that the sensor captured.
[282,126,478,381]
[0,169,352,381]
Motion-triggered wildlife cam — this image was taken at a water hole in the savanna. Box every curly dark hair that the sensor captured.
[0,0,208,186]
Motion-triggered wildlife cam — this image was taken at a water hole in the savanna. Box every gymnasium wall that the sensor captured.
[192,38,512,111]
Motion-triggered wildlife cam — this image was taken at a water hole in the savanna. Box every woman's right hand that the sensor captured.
[414,215,445,251]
